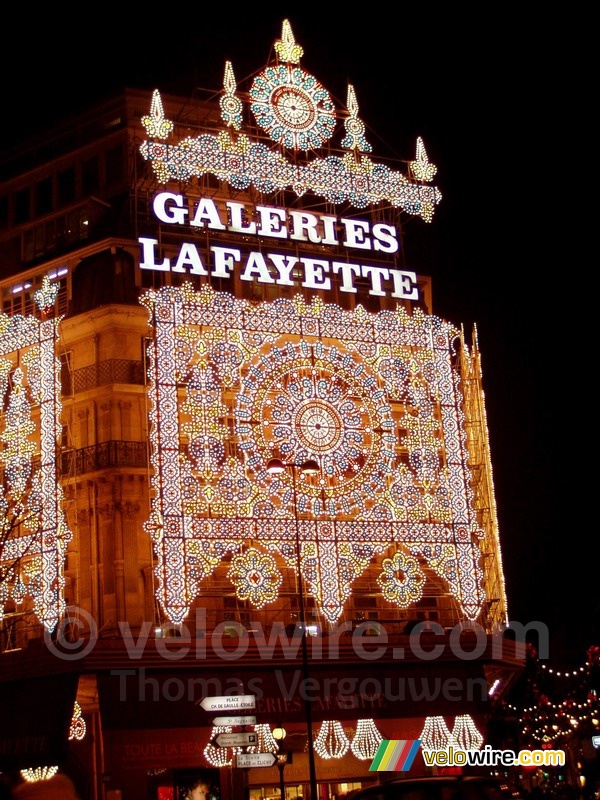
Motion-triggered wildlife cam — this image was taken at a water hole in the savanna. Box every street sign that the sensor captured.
[215,732,258,748]
[199,695,256,712]
[236,752,277,768]
[212,715,256,726]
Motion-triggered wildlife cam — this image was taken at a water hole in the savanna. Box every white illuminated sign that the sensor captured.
[138,193,418,301]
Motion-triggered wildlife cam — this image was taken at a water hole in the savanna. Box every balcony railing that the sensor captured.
[61,441,148,475]
[66,359,145,394]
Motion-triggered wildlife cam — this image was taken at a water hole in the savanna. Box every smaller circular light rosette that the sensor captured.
[228,547,282,608]
[250,65,336,151]
[377,550,426,607]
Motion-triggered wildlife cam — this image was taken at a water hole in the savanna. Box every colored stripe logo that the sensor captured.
[369,740,422,772]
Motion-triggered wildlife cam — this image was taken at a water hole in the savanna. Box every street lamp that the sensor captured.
[266,458,320,800]
[273,726,288,800]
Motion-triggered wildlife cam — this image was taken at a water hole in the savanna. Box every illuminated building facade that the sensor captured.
[0,20,521,800]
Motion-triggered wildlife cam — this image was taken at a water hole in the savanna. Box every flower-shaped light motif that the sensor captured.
[377,550,425,607]
[228,547,282,608]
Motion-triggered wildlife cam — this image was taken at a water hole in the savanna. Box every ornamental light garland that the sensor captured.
[0,298,72,631]
[142,285,487,626]
[139,20,442,219]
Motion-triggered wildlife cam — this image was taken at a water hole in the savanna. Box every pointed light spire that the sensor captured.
[220,61,243,130]
[275,19,304,63]
[342,84,372,153]
[141,89,174,140]
[410,136,437,181]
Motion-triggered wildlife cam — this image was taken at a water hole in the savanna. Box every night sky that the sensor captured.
[1,8,594,664]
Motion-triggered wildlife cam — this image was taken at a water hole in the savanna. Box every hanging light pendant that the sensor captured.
[314,720,350,759]
[451,714,484,750]
[350,718,384,760]
[248,724,279,754]
[419,716,453,750]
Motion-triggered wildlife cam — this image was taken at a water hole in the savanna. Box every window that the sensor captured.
[82,156,99,194]
[105,144,124,185]
[0,195,8,228]
[60,351,73,396]
[58,168,76,205]
[35,177,53,216]
[14,187,30,224]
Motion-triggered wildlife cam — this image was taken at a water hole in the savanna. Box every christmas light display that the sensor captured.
[220,61,243,131]
[419,716,453,750]
[350,719,384,760]
[420,715,484,750]
[228,547,283,608]
[32,275,59,315]
[247,724,279,754]
[203,726,242,767]
[20,766,59,782]
[314,720,350,759]
[342,85,372,153]
[410,137,438,183]
[69,701,86,741]
[0,306,72,631]
[377,549,426,607]
[139,20,441,219]
[451,714,484,750]
[509,646,600,745]
[142,284,486,626]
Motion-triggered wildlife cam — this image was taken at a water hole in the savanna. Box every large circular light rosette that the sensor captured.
[236,340,395,516]
[250,65,336,151]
